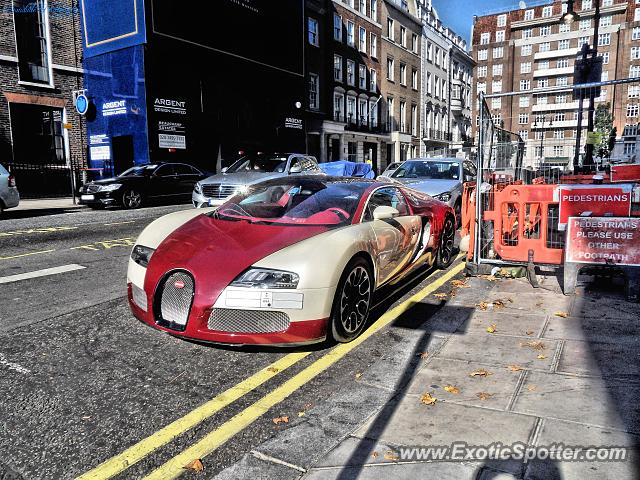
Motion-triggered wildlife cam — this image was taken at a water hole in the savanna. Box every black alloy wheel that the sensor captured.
[122,189,143,209]
[330,257,373,343]
[436,216,455,269]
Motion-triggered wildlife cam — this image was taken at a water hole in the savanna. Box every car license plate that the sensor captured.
[81,194,95,201]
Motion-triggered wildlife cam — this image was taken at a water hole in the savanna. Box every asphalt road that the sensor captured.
[0,202,462,480]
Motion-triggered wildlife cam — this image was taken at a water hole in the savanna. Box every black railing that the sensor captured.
[422,129,452,142]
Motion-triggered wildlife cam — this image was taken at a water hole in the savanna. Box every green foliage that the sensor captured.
[594,103,615,158]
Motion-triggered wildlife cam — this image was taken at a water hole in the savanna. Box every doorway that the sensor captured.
[112,135,134,175]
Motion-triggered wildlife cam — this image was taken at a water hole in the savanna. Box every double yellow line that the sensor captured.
[78,259,465,480]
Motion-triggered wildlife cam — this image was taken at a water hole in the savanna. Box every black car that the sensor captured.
[79,163,207,209]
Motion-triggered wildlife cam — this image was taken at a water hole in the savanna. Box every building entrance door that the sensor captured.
[112,135,134,175]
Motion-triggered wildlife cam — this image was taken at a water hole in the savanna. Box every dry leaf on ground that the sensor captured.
[537,354,547,360]
[416,351,429,359]
[520,340,546,351]
[469,369,493,378]
[476,301,489,311]
[527,384,538,392]
[451,280,470,288]
[384,451,400,461]
[443,385,460,394]
[297,411,305,417]
[507,364,523,372]
[492,300,506,309]
[480,275,498,282]
[272,416,289,425]
[433,293,448,300]
[554,311,569,318]
[371,451,379,459]
[355,372,363,379]
[486,324,497,334]
[183,459,204,473]
[525,330,534,336]
[420,392,437,405]
[267,367,279,373]
[476,392,493,400]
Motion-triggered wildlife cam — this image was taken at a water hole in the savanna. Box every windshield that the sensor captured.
[391,161,460,180]
[210,179,366,227]
[226,154,290,174]
[119,164,159,177]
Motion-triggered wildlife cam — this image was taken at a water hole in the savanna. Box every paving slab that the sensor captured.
[524,418,640,480]
[570,292,640,319]
[312,436,406,468]
[437,333,558,370]
[543,315,640,344]
[457,311,547,338]
[303,461,481,480]
[407,357,524,411]
[214,452,300,480]
[557,340,640,377]
[511,371,640,433]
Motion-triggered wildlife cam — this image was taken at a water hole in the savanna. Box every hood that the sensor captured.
[393,178,460,196]
[200,171,289,186]
[91,176,141,185]
[144,215,330,307]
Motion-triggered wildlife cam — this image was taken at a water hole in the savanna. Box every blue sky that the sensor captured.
[434,0,524,42]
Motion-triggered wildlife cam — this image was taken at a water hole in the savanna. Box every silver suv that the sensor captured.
[0,163,19,216]
[192,153,323,208]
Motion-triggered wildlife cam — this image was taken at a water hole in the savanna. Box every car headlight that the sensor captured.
[131,245,155,268]
[194,182,202,194]
[436,192,452,202]
[230,268,299,289]
[98,183,122,192]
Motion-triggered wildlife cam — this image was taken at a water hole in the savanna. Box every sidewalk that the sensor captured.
[12,198,84,212]
[218,268,640,479]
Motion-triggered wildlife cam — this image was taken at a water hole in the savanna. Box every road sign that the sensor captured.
[566,217,640,266]
[75,94,89,115]
[556,184,633,228]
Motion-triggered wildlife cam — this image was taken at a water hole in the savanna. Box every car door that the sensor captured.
[149,164,178,197]
[173,164,201,196]
[363,187,422,285]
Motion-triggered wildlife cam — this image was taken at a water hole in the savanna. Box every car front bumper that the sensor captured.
[78,190,121,206]
[192,191,227,208]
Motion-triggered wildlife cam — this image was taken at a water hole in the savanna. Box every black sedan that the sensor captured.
[79,163,207,209]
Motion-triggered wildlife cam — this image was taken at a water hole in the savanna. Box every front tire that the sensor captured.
[330,257,373,343]
[436,216,455,269]
[122,189,143,209]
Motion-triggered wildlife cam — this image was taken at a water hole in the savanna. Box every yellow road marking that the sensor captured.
[0,249,56,261]
[0,226,77,237]
[143,259,466,480]
[103,221,136,226]
[75,352,311,480]
[70,238,136,252]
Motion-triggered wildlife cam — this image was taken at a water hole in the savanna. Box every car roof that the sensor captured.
[405,158,461,163]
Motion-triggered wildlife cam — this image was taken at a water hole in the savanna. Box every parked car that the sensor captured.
[0,163,19,216]
[388,158,477,222]
[127,176,455,346]
[192,153,323,208]
[79,162,207,209]
[318,160,376,178]
[379,161,403,178]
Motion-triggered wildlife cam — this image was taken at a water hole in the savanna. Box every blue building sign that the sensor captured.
[81,0,146,58]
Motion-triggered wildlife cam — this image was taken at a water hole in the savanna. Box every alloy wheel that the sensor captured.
[440,218,455,266]
[339,265,371,334]
[123,190,142,209]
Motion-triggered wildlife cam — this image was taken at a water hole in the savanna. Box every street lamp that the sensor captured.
[533,116,553,166]
[560,0,579,24]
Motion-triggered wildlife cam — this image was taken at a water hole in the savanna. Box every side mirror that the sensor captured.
[373,205,400,220]
[289,164,302,174]
[221,167,228,174]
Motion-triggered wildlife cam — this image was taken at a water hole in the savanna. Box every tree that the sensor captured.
[594,103,615,159]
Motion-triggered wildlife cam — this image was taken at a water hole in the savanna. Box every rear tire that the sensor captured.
[436,216,455,269]
[329,257,373,343]
[122,189,143,209]
[454,200,462,228]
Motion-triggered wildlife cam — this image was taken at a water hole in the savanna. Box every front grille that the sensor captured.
[208,308,290,334]
[201,184,238,200]
[157,271,195,331]
[131,284,148,312]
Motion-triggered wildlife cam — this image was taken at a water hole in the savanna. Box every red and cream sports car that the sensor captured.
[127,176,456,345]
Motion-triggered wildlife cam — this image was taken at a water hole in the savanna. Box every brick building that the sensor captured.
[381,0,422,163]
[0,0,86,198]
[471,0,640,168]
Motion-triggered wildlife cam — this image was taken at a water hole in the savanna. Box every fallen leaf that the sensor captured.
[527,384,538,392]
[416,351,429,359]
[486,324,497,334]
[469,369,493,378]
[433,293,448,299]
[443,385,460,394]
[520,340,546,351]
[480,275,498,282]
[384,450,400,461]
[526,330,534,336]
[537,354,547,360]
[371,451,379,459]
[183,459,204,473]
[554,311,569,318]
[267,367,279,373]
[272,416,289,425]
[476,392,493,400]
[451,280,469,288]
[420,392,437,405]
[476,301,489,311]
[507,364,523,372]
[355,372,363,379]
[297,411,306,417]
[492,300,506,309]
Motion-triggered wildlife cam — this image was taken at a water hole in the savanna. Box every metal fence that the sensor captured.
[472,77,640,266]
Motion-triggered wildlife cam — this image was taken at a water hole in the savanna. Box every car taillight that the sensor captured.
[8,175,16,188]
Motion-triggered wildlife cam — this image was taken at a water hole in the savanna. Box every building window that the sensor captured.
[497,14,507,27]
[521,45,532,56]
[400,101,406,132]
[400,26,407,47]
[558,39,570,50]
[370,98,378,127]
[371,0,377,21]
[540,25,551,36]
[400,63,407,85]
[539,42,551,52]
[388,18,395,41]
[478,49,488,61]
[578,36,590,47]
[599,15,612,27]
[554,129,564,139]
[359,98,368,125]
[523,28,532,39]
[309,73,319,109]
[347,21,355,46]
[538,78,549,88]
[520,79,531,91]
[556,93,568,103]
[519,96,530,107]
[521,62,531,73]
[427,42,433,61]
[631,65,640,78]
[493,46,504,58]
[582,0,592,10]
[627,104,639,117]
[411,34,418,53]
[411,68,417,89]
[632,47,640,60]
[601,52,610,64]
[519,113,529,124]
[359,26,367,52]
[478,65,487,77]
[370,68,377,92]
[492,80,502,93]
[359,64,367,89]
[542,6,553,17]
[308,17,319,46]
[491,97,502,109]
[428,73,433,94]
[557,58,569,68]
[359,0,367,15]
[524,9,534,20]
[554,112,566,122]
[537,95,548,105]
[411,104,417,136]
[633,27,640,41]
[629,85,640,98]
[553,145,565,157]
[387,57,394,81]
[334,14,342,41]
[579,19,591,30]
[387,97,394,128]
[477,82,486,94]
[13,0,51,84]
[624,143,637,155]
[334,55,342,81]
[496,30,505,42]
[371,33,378,58]
[559,23,570,33]
[518,130,529,140]
[598,33,611,46]
[334,92,344,121]
[557,76,568,87]
[347,60,355,85]
[480,32,490,45]
[493,64,503,76]
[347,95,356,124]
